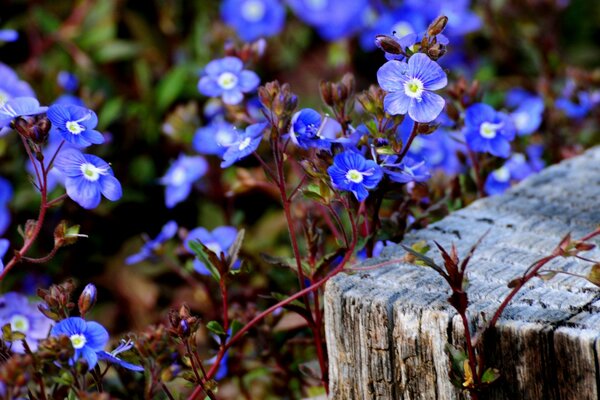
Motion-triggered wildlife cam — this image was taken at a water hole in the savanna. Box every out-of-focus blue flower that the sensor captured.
[382,154,431,184]
[377,53,447,123]
[51,317,109,370]
[53,94,86,108]
[126,221,178,265]
[47,104,104,147]
[287,0,369,40]
[506,89,544,136]
[0,177,12,236]
[160,154,208,208]
[556,91,595,119]
[484,153,538,195]
[193,121,238,156]
[0,63,35,107]
[54,148,122,210]
[526,144,545,172]
[0,97,47,129]
[97,339,144,372]
[328,151,383,201]
[463,103,515,158]
[221,122,265,168]
[404,0,481,37]
[221,0,285,42]
[198,57,260,105]
[0,29,17,42]
[57,71,79,93]
[360,6,426,51]
[185,226,238,275]
[0,292,53,353]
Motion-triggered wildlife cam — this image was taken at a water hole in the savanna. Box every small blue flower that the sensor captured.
[198,57,260,105]
[193,121,238,156]
[126,221,178,265]
[54,148,122,209]
[47,104,104,147]
[221,122,266,168]
[0,292,53,353]
[185,226,238,275]
[382,154,431,184]
[289,108,332,150]
[160,155,208,208]
[97,339,144,372]
[27,140,72,192]
[377,53,447,123]
[0,97,47,129]
[51,317,109,370]
[506,89,544,136]
[327,151,383,201]
[484,153,537,195]
[463,103,515,158]
[0,29,17,43]
[287,0,369,40]
[526,144,545,172]
[57,71,79,93]
[221,0,285,42]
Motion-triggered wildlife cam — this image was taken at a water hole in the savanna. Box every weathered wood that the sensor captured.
[325,147,600,399]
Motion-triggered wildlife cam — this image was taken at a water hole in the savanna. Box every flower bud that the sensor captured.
[78,283,97,317]
[427,15,448,37]
[374,35,404,55]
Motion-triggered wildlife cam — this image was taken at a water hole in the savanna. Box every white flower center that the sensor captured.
[404,78,424,100]
[392,21,414,38]
[171,167,187,186]
[10,314,29,333]
[305,0,327,11]
[513,112,529,131]
[70,333,87,349]
[80,162,107,182]
[238,137,252,150]
[66,121,85,135]
[0,89,9,107]
[346,169,364,183]
[216,129,235,147]
[241,0,266,22]
[218,72,238,90]
[480,122,503,139]
[493,166,510,182]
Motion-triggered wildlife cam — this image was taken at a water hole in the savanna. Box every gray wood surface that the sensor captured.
[325,147,600,399]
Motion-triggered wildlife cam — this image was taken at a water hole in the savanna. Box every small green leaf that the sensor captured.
[206,321,226,336]
[230,319,244,338]
[188,240,221,282]
[156,66,190,111]
[481,367,500,384]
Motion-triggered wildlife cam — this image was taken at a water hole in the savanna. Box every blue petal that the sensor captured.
[51,317,87,337]
[198,77,223,97]
[384,91,410,116]
[66,177,102,209]
[84,321,109,351]
[99,175,122,201]
[238,71,260,92]
[212,226,238,250]
[97,351,144,372]
[409,53,447,90]
[54,148,88,177]
[165,182,191,208]
[80,346,99,370]
[222,90,244,105]
[377,60,409,92]
[408,91,445,123]
[81,129,105,145]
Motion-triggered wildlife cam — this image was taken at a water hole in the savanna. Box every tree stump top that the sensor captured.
[325,147,600,399]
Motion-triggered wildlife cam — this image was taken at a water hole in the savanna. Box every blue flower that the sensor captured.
[221,122,265,168]
[54,148,122,209]
[377,53,447,123]
[57,71,79,93]
[287,0,369,40]
[221,0,285,42]
[0,292,53,353]
[126,221,178,265]
[198,57,260,105]
[0,29,17,43]
[47,104,104,147]
[526,144,545,172]
[0,63,35,106]
[97,339,144,372]
[51,317,109,370]
[506,89,544,136]
[160,154,208,208]
[463,103,515,158]
[193,121,238,156]
[382,154,431,184]
[0,177,12,236]
[0,97,47,129]
[361,6,426,51]
[404,0,481,37]
[327,151,383,201]
[185,226,238,275]
[289,108,332,150]
[484,153,537,195]
[27,140,72,192]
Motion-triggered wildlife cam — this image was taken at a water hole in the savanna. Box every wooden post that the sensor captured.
[325,147,600,399]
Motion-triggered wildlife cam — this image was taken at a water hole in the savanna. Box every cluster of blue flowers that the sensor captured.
[0,292,52,352]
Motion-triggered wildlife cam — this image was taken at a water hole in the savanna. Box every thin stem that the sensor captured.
[21,245,60,264]
[22,137,42,190]
[161,383,176,400]
[220,277,229,332]
[46,193,69,208]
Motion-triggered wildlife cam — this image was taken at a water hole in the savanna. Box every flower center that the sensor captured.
[238,137,252,150]
[10,314,29,333]
[70,333,87,349]
[80,162,107,182]
[493,166,510,182]
[346,169,364,183]
[218,72,238,90]
[66,120,85,135]
[171,167,187,186]
[0,89,9,107]
[404,78,424,100]
[241,0,266,22]
[392,21,414,39]
[480,122,502,139]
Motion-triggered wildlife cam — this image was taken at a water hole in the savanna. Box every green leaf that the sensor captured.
[188,240,221,282]
[227,229,245,272]
[303,183,327,203]
[94,40,143,63]
[206,321,226,336]
[230,319,244,338]
[400,244,446,276]
[260,253,294,269]
[156,66,190,111]
[481,367,500,384]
